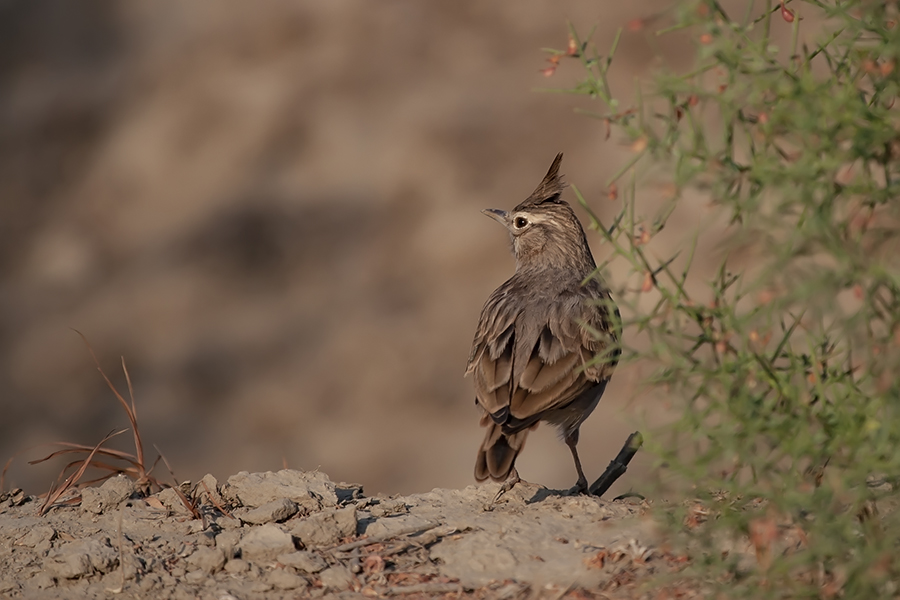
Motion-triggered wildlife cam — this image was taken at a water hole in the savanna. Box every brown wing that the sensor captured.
[467,278,618,434]
[466,280,519,419]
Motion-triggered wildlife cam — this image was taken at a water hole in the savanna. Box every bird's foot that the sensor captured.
[568,476,589,496]
[484,469,521,510]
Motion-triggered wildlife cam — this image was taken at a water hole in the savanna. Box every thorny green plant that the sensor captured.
[548,1,900,597]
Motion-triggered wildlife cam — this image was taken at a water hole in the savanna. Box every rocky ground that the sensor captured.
[0,470,695,599]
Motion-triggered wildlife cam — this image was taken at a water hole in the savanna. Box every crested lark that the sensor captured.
[466,153,620,499]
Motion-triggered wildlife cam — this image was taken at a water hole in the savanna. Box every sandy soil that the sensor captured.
[0,469,697,599]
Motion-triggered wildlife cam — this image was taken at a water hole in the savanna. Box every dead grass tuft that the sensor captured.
[2,331,205,518]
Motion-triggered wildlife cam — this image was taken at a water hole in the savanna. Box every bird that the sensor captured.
[466,153,620,501]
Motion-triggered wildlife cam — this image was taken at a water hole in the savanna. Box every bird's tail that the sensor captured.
[474,419,529,482]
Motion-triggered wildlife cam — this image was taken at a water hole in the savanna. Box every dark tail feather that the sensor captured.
[474,423,529,482]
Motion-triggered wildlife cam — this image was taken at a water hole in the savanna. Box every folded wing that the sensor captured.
[466,280,618,434]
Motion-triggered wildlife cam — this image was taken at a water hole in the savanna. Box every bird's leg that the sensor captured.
[565,429,588,494]
[490,467,520,506]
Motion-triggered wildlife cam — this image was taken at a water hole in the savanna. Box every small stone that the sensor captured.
[156,488,193,515]
[46,538,118,579]
[361,515,433,539]
[370,499,407,518]
[216,530,243,558]
[217,515,243,530]
[193,529,217,547]
[184,569,207,584]
[139,574,161,591]
[187,546,226,575]
[92,557,121,579]
[240,498,298,525]
[199,473,219,497]
[249,581,272,593]
[80,489,107,514]
[335,482,364,503]
[276,551,327,574]
[239,524,295,561]
[290,506,357,547]
[318,565,356,590]
[267,568,307,590]
[0,579,18,594]
[224,559,250,574]
[221,470,338,509]
[32,572,56,589]
[188,520,206,534]
[17,525,56,548]
[80,475,134,514]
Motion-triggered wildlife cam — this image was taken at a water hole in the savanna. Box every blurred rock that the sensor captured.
[267,568,307,591]
[224,558,250,574]
[80,474,134,514]
[156,488,193,515]
[16,525,56,550]
[187,546,226,575]
[46,538,117,579]
[238,524,295,561]
[196,473,220,500]
[277,551,327,574]
[289,506,356,547]
[318,565,356,591]
[239,498,298,525]
[222,470,337,510]
[214,529,242,559]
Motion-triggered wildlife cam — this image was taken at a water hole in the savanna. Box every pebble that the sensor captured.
[238,524,295,561]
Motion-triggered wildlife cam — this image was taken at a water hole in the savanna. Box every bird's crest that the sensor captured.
[515,153,566,211]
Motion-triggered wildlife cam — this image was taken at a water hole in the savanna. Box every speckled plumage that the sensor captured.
[466,153,619,494]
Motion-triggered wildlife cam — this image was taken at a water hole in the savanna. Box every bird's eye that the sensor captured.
[514,216,529,229]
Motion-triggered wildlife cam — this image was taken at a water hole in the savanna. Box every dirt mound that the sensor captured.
[0,469,681,599]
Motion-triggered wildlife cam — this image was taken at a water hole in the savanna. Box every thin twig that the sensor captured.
[154,445,201,520]
[106,507,126,594]
[589,431,643,497]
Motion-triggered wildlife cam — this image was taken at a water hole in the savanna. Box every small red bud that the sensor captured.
[780,1,795,23]
[607,183,618,201]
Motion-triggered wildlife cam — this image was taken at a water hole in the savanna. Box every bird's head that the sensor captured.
[483,153,595,274]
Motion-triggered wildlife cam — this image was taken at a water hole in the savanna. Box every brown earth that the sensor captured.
[0,469,700,599]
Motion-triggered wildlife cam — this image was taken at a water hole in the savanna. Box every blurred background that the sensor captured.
[0,0,689,497]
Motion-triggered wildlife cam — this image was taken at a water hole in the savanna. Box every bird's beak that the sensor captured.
[481,208,508,225]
